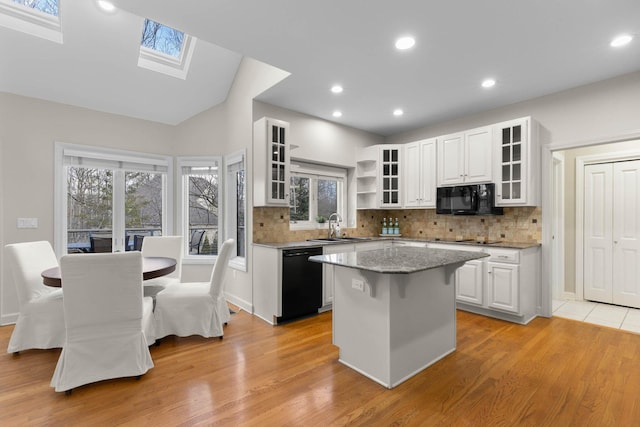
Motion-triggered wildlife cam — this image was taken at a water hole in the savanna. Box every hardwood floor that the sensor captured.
[2,308,640,426]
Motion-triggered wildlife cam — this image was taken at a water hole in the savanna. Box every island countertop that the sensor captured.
[309,246,488,274]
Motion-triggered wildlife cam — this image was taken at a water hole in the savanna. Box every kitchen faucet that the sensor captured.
[328,213,342,238]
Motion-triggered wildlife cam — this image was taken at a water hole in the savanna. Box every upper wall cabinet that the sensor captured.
[253,117,290,207]
[404,138,436,208]
[356,144,403,209]
[437,126,493,186]
[494,117,539,206]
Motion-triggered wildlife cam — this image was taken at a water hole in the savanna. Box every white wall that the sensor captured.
[215,57,290,313]
[0,93,177,323]
[388,71,640,147]
[254,101,383,168]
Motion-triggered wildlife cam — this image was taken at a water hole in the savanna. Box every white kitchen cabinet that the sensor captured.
[456,260,485,306]
[487,261,519,313]
[404,138,436,208]
[356,145,403,209]
[437,126,493,186]
[428,242,540,324]
[253,117,290,206]
[494,117,540,206]
[379,145,403,207]
[355,148,378,209]
[429,243,484,306]
[387,240,428,248]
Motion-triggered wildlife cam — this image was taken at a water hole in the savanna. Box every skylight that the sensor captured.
[138,18,196,80]
[0,0,62,43]
[12,0,57,16]
[141,19,183,58]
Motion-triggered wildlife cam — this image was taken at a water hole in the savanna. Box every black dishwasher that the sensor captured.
[279,247,323,323]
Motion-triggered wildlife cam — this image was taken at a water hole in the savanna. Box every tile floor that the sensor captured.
[553,299,640,334]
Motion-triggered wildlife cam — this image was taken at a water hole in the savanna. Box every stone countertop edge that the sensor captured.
[308,247,489,275]
[252,237,540,250]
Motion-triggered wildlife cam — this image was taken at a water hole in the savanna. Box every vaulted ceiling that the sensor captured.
[2,0,639,136]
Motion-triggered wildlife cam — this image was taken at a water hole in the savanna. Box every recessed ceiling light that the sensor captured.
[97,1,116,12]
[332,111,343,118]
[481,78,496,88]
[395,36,415,50]
[331,85,343,94]
[610,34,633,47]
[393,109,404,117]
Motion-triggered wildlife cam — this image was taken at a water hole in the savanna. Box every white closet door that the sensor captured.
[583,163,613,303]
[612,160,640,307]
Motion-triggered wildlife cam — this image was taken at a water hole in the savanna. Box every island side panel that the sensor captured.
[333,266,392,387]
[389,267,456,387]
[332,264,458,388]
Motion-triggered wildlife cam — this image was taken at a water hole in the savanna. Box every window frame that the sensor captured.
[289,161,347,231]
[224,150,247,272]
[177,156,222,265]
[54,142,173,256]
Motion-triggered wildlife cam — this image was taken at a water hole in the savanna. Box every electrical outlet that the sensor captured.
[351,278,364,291]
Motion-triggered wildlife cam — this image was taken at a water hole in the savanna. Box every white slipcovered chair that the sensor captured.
[154,239,235,340]
[5,241,65,354]
[50,252,154,393]
[141,236,183,298]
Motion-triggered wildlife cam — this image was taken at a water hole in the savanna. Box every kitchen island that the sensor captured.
[310,246,488,388]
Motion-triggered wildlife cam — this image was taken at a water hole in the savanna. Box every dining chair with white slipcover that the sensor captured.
[5,241,65,354]
[140,236,183,289]
[154,239,235,340]
[140,235,182,302]
[50,252,155,394]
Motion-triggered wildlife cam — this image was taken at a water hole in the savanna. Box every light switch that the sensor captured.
[17,218,38,229]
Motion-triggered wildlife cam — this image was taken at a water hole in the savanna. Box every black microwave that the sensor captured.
[436,183,503,215]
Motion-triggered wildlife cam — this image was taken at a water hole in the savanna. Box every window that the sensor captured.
[178,157,221,262]
[289,162,346,229]
[138,18,197,80]
[225,150,247,271]
[55,143,172,255]
[0,0,61,43]
[141,19,183,57]
[11,0,57,15]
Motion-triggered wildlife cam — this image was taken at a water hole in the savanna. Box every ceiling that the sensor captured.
[2,1,639,136]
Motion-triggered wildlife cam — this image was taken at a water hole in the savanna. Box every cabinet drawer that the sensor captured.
[486,248,519,263]
[428,243,485,252]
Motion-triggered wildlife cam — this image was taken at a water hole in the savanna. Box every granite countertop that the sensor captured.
[309,246,489,274]
[253,237,540,250]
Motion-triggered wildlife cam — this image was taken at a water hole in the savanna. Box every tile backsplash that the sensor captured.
[253,207,541,244]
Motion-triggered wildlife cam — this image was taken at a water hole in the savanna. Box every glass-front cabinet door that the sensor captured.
[496,119,527,205]
[269,122,288,204]
[379,146,402,208]
[253,117,290,206]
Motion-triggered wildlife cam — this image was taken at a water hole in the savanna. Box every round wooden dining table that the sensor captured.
[41,256,177,287]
